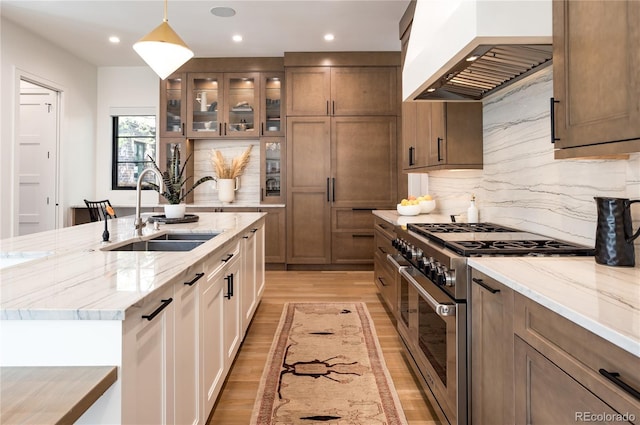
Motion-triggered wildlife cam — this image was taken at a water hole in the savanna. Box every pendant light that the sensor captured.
[133,0,194,80]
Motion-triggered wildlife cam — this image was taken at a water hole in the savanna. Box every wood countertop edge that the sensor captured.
[0,366,117,425]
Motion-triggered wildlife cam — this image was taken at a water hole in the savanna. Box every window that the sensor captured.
[112,115,156,189]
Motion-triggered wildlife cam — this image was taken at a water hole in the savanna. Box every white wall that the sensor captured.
[0,17,97,238]
[95,67,159,207]
[425,66,640,262]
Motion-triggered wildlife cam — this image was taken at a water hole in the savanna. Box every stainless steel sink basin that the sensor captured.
[108,240,205,252]
[149,232,220,241]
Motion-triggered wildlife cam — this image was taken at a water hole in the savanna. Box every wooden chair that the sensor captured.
[84,199,116,222]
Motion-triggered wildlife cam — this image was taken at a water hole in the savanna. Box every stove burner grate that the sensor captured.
[446,239,595,256]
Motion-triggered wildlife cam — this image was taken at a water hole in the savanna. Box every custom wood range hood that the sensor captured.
[403,0,553,101]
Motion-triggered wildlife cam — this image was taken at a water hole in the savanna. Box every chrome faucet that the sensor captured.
[135,168,164,236]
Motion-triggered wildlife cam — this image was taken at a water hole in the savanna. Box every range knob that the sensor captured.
[436,266,449,286]
[429,261,441,280]
[442,269,456,287]
[392,238,400,249]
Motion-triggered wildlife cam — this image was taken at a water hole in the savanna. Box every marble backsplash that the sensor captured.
[426,66,640,262]
[192,139,261,205]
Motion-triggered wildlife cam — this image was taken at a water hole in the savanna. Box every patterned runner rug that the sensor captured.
[251,302,408,425]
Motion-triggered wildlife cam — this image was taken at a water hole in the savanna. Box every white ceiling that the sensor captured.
[1,0,409,68]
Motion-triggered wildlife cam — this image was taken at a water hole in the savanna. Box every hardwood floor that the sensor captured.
[206,270,442,424]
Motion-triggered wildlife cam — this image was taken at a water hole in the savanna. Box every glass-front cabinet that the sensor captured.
[261,73,284,136]
[159,74,186,138]
[186,72,260,138]
[225,73,260,138]
[186,73,222,138]
[260,137,285,204]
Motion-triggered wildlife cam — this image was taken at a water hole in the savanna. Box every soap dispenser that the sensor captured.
[467,194,479,223]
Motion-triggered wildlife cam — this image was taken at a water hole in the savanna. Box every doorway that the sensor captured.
[17,79,60,235]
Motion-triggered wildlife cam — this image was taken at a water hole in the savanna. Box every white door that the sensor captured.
[18,81,58,235]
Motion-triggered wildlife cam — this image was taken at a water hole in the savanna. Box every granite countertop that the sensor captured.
[0,212,265,321]
[469,257,640,357]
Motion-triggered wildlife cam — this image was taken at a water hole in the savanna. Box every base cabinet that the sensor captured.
[373,216,398,315]
[469,270,514,425]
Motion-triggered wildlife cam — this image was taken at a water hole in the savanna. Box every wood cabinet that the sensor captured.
[513,293,640,423]
[469,270,514,425]
[402,102,483,171]
[159,73,187,138]
[287,116,396,265]
[122,284,175,425]
[260,72,285,136]
[373,216,398,315]
[186,72,261,139]
[286,66,397,116]
[260,137,285,204]
[259,206,286,264]
[553,0,640,159]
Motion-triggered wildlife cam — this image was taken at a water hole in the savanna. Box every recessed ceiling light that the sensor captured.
[109,36,120,44]
[324,34,335,42]
[210,7,236,17]
[232,35,243,42]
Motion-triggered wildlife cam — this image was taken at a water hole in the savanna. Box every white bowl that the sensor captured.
[397,203,421,216]
[419,199,436,214]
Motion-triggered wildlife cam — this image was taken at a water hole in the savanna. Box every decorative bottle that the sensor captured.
[467,195,479,223]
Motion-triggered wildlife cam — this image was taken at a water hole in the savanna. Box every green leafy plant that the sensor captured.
[146,145,215,204]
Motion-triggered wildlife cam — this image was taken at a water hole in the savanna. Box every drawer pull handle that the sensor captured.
[377,276,388,287]
[472,277,500,294]
[224,274,234,299]
[599,369,640,400]
[352,234,373,238]
[184,272,204,286]
[378,246,387,254]
[550,97,560,144]
[222,253,234,263]
[142,298,173,321]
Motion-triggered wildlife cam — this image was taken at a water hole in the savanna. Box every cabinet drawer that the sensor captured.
[333,208,376,231]
[374,251,397,314]
[373,217,396,241]
[375,230,394,258]
[331,232,374,264]
[514,293,640,418]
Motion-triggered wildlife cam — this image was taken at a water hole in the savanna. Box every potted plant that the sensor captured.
[146,144,214,218]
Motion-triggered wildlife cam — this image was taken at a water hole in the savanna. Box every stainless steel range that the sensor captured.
[387,222,594,425]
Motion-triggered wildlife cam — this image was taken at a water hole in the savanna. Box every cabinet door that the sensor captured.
[123,285,175,425]
[331,116,397,207]
[553,0,640,151]
[222,254,242,365]
[427,102,446,166]
[175,268,206,425]
[159,73,186,138]
[224,72,260,138]
[331,67,397,115]
[260,207,286,263]
[470,272,514,425]
[286,67,331,116]
[241,228,257,336]
[201,261,226,417]
[286,117,331,264]
[514,337,622,425]
[187,73,223,138]
[255,223,265,298]
[261,72,284,136]
[260,137,285,204]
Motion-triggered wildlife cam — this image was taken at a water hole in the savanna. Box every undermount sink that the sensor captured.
[149,232,220,241]
[105,232,221,252]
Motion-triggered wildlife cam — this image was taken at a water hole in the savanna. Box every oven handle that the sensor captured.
[399,267,456,317]
[386,253,407,270]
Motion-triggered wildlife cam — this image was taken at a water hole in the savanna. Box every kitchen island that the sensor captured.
[0,212,266,424]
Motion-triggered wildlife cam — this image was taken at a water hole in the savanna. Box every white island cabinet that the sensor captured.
[0,212,266,425]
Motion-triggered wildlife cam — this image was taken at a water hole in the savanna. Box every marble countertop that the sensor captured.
[70,203,285,209]
[469,257,640,357]
[0,212,265,321]
[373,210,451,226]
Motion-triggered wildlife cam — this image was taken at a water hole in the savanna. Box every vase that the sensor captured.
[164,204,186,219]
[215,178,239,203]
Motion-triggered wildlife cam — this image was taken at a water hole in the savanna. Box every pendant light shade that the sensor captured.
[134,0,194,80]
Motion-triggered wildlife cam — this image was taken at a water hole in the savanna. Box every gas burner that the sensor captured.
[446,239,595,256]
[408,222,518,234]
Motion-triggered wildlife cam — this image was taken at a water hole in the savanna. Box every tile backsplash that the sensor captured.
[426,66,640,262]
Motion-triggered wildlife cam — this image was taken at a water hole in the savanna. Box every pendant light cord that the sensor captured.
[163,0,168,22]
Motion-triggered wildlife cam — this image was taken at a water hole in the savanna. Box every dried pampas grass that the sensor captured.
[211,145,253,179]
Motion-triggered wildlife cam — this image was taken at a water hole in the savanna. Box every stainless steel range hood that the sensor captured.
[403,0,553,102]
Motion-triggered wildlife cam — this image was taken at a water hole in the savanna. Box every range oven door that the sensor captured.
[398,266,465,425]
